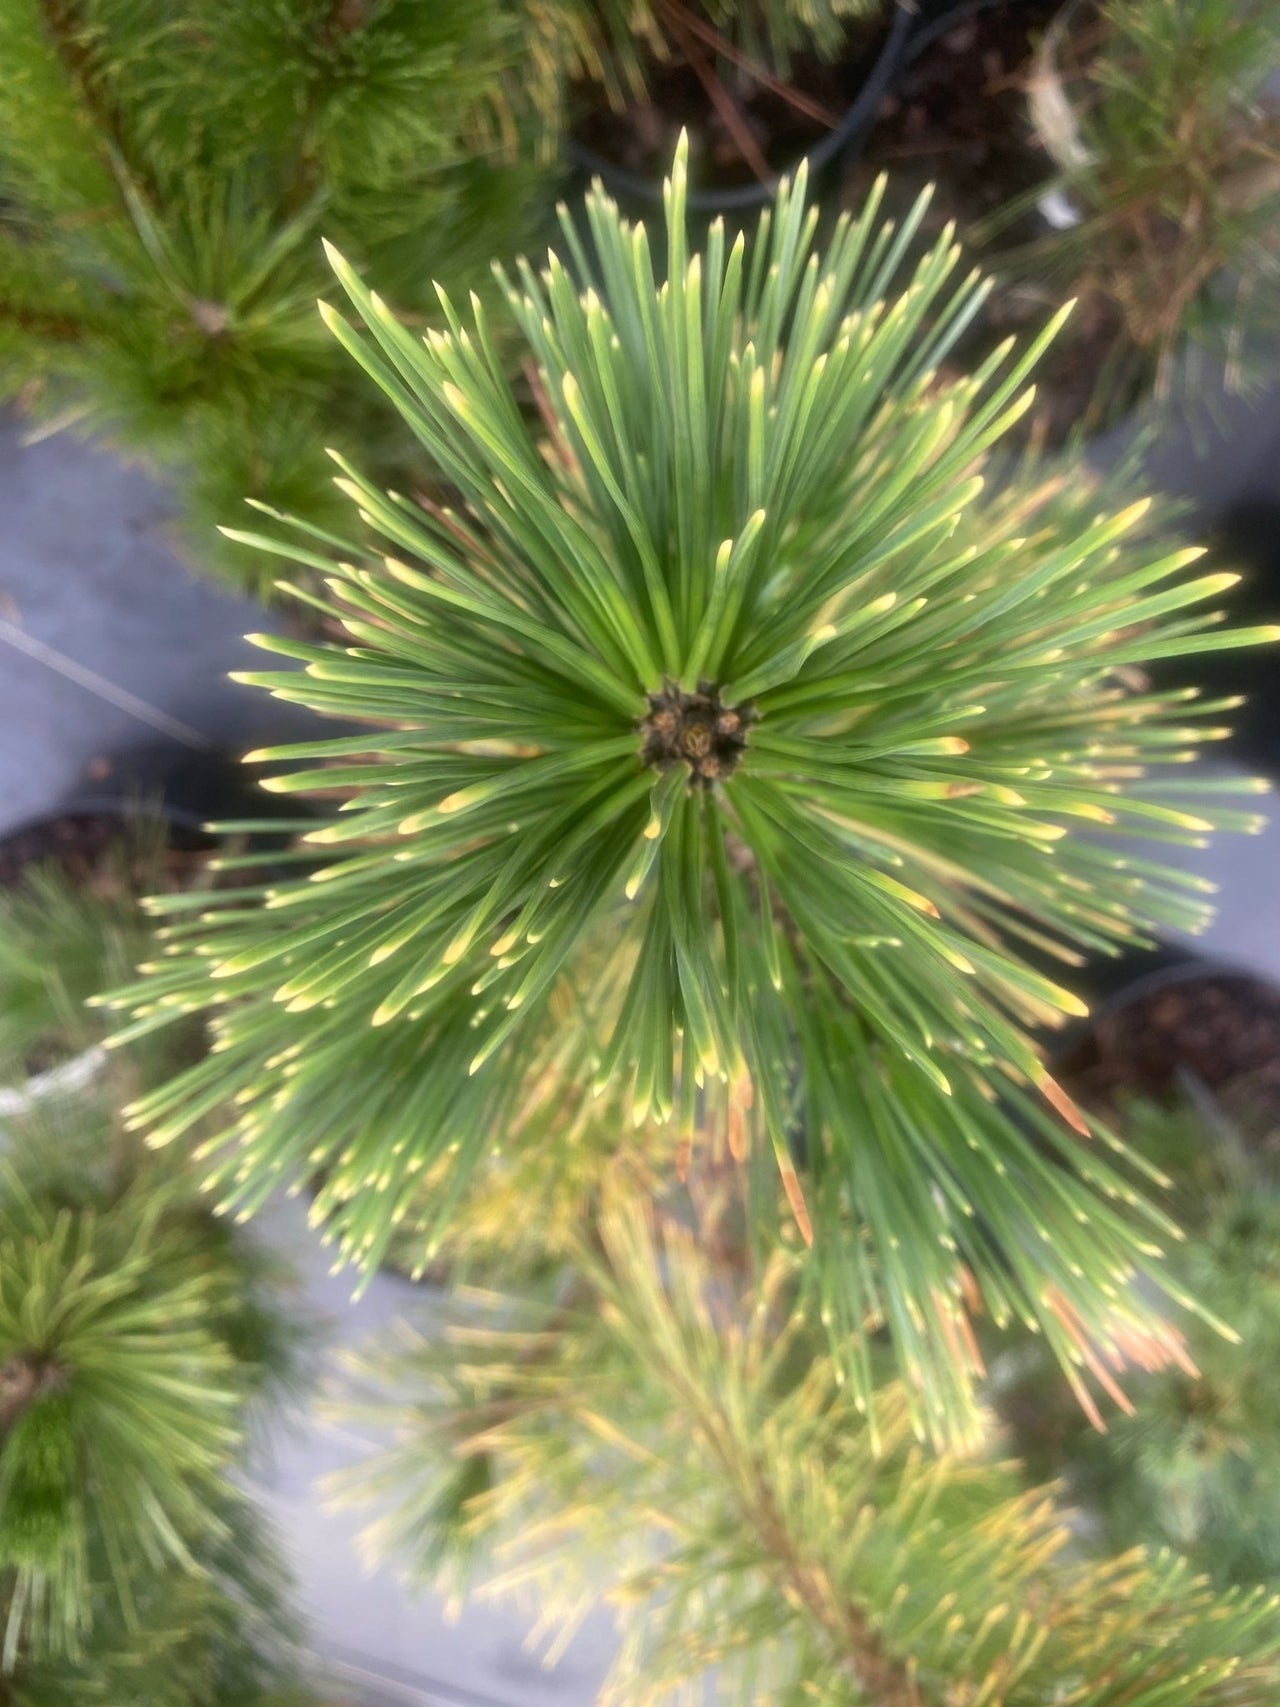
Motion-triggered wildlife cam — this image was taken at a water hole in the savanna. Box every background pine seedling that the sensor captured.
[2,1492,315,1707]
[332,1184,1280,1706]
[0,0,555,598]
[559,0,888,104]
[1012,0,1280,428]
[0,1091,305,1672]
[995,1092,1280,1592]
[0,821,173,1082]
[0,816,321,1699]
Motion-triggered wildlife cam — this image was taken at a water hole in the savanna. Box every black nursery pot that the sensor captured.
[847,0,1141,446]
[1176,496,1280,781]
[847,0,1069,231]
[1053,950,1280,1119]
[0,744,308,891]
[567,0,915,218]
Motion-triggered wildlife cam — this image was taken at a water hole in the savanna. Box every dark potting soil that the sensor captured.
[846,0,1126,444]
[989,288,1135,445]
[846,0,1065,239]
[1056,972,1280,1125]
[0,811,214,894]
[571,9,888,191]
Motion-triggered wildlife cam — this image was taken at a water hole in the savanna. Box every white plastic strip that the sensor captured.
[0,1045,108,1118]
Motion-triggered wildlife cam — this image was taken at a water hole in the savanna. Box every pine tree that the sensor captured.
[0,822,167,1080]
[3,1481,314,1706]
[0,1085,312,1696]
[1010,0,1280,426]
[109,141,1280,1456]
[0,0,555,599]
[0,852,315,1700]
[333,1180,1280,1705]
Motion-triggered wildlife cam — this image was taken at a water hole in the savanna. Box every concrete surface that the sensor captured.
[251,1194,616,1707]
[1095,377,1280,517]
[0,415,320,828]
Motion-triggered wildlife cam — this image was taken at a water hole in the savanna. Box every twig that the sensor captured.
[668,1340,924,1706]
[0,617,216,752]
[523,359,579,477]
[0,304,85,343]
[750,1472,924,1707]
[0,1355,65,1430]
[658,0,841,129]
[662,9,775,187]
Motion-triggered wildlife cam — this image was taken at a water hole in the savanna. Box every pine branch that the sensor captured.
[35,0,151,201]
[716,1451,922,1707]
[334,1185,1280,1704]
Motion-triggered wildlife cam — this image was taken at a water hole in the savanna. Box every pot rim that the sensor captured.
[567,0,915,214]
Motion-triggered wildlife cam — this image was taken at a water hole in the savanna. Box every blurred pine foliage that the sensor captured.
[0,0,558,598]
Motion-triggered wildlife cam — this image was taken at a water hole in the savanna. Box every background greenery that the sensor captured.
[0,0,555,598]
